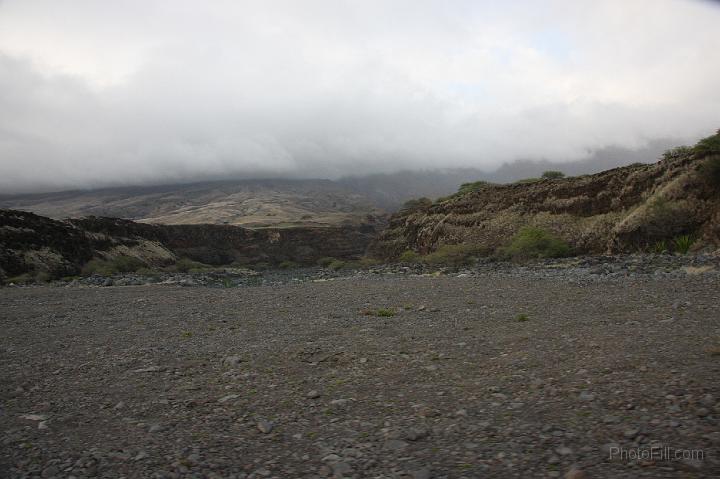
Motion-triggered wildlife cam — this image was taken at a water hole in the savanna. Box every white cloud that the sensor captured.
[0,0,719,193]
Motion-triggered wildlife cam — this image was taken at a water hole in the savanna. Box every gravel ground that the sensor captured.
[1,270,719,478]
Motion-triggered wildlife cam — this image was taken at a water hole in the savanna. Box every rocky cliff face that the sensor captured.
[371,139,720,259]
[70,216,379,266]
[0,210,379,281]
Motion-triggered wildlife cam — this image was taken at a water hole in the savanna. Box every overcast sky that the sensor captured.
[1,0,719,193]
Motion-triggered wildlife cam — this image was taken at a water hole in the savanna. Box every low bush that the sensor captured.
[422,244,488,266]
[278,260,300,269]
[328,260,346,271]
[172,257,211,273]
[352,257,382,268]
[541,170,565,179]
[641,197,692,241]
[6,273,33,284]
[662,145,693,160]
[436,180,495,202]
[693,130,720,158]
[398,250,420,263]
[700,155,720,188]
[457,181,492,195]
[316,257,336,267]
[497,227,571,261]
[82,255,145,276]
[514,177,542,184]
[400,197,433,213]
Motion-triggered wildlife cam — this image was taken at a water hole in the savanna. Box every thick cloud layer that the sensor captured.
[1,0,719,193]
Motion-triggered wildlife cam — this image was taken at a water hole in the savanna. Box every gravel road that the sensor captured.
[1,272,719,478]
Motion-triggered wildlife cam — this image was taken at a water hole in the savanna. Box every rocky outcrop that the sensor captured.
[0,210,380,281]
[371,138,720,259]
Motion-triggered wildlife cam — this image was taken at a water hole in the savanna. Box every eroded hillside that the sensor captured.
[371,133,720,259]
[0,210,379,281]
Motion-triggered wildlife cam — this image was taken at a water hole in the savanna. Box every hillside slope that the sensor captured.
[0,179,383,228]
[371,134,720,259]
[0,210,379,281]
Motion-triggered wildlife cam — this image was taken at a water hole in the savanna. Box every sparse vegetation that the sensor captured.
[422,244,488,267]
[316,257,336,267]
[641,197,692,243]
[693,129,720,158]
[172,257,211,273]
[436,180,495,202]
[278,260,300,269]
[514,177,542,184]
[398,250,420,263]
[662,145,692,160]
[541,170,565,179]
[360,307,396,317]
[497,227,570,261]
[6,273,34,284]
[700,155,720,188]
[352,257,382,268]
[457,181,492,195]
[650,240,669,254]
[81,255,145,276]
[328,260,346,271]
[515,313,529,322]
[400,197,433,212]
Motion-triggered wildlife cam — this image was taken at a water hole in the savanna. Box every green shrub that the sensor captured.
[401,197,433,212]
[278,260,300,269]
[376,308,396,317]
[642,197,692,241]
[457,181,492,195]
[700,155,720,187]
[353,257,381,268]
[34,271,51,283]
[82,255,145,276]
[514,177,542,184]
[541,170,565,179]
[497,227,571,261]
[398,250,420,263]
[422,244,488,266]
[436,180,495,202]
[693,130,720,158]
[316,257,336,267]
[662,145,693,160]
[6,273,33,284]
[328,260,346,271]
[673,235,694,254]
[515,313,529,322]
[172,257,210,273]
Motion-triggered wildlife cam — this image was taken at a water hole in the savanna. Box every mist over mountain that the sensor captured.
[1,1,719,194]
[0,138,683,225]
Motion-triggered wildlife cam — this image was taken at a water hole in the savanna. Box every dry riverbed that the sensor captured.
[1,272,719,478]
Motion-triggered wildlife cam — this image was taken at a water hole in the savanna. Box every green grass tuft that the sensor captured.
[673,235,694,254]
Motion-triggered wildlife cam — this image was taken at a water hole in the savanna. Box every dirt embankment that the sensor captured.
[371,142,720,259]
